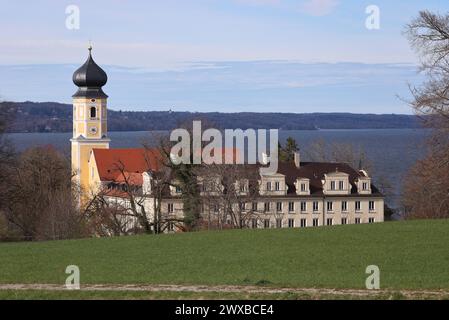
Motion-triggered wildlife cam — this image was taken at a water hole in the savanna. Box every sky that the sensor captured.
[0,0,448,114]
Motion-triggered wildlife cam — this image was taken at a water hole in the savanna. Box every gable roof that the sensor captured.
[93,148,381,197]
[92,148,162,184]
[277,161,380,196]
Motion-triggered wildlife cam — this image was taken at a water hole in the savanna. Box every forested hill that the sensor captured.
[1,101,422,133]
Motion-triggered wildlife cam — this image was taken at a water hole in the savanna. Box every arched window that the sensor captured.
[90,107,97,118]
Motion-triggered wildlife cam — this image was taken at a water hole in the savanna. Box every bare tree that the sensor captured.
[198,163,260,229]
[402,10,449,218]
[86,147,183,235]
[85,194,131,236]
[403,150,449,219]
[0,146,87,241]
[305,139,373,172]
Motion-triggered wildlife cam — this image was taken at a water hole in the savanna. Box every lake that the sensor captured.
[6,129,430,209]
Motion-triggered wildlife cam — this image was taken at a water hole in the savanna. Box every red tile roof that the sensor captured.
[92,148,162,184]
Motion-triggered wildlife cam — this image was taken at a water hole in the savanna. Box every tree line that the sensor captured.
[0,101,423,133]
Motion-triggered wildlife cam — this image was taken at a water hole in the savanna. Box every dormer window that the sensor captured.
[266,182,272,191]
[275,181,280,191]
[295,178,310,195]
[363,182,368,190]
[90,106,97,119]
[323,173,350,195]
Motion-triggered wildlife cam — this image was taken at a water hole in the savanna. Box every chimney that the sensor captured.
[294,151,300,168]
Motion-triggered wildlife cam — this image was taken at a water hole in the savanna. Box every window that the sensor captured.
[239,202,246,211]
[175,186,182,193]
[339,181,344,190]
[300,218,307,228]
[355,218,361,224]
[363,182,369,190]
[288,202,295,212]
[251,219,258,229]
[369,217,375,223]
[239,183,247,192]
[369,201,375,211]
[266,182,272,191]
[300,201,307,212]
[355,201,361,212]
[90,106,97,118]
[214,204,219,213]
[167,222,174,232]
[331,181,336,190]
[326,218,333,226]
[252,202,258,211]
[168,203,174,213]
[327,201,333,212]
[313,201,319,212]
[264,202,270,212]
[341,201,347,212]
[276,218,282,228]
[275,181,280,191]
[341,218,347,225]
[301,183,307,192]
[276,202,282,212]
[288,219,295,228]
[313,218,319,227]
[264,219,270,229]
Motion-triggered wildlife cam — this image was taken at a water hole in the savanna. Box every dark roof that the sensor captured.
[94,148,382,198]
[277,161,381,196]
[72,47,108,98]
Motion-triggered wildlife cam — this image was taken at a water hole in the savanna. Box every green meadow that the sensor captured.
[0,219,448,290]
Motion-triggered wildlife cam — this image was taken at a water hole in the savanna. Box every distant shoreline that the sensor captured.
[5,128,428,135]
[2,101,423,133]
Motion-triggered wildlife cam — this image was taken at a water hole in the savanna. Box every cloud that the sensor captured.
[299,0,339,16]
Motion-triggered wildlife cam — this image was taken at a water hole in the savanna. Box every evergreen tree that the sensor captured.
[279,137,299,162]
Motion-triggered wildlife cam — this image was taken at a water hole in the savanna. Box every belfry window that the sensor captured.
[90,107,97,118]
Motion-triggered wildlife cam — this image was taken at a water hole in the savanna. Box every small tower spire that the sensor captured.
[88,40,92,55]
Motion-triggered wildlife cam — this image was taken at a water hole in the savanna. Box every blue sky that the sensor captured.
[0,0,448,113]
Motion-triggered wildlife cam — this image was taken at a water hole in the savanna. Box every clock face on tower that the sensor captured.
[89,126,98,135]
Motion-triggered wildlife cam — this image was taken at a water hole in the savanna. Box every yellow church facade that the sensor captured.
[70,46,110,194]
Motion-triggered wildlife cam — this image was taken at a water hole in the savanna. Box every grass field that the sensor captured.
[0,219,448,296]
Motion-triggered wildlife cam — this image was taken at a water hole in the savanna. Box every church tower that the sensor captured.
[71,45,110,192]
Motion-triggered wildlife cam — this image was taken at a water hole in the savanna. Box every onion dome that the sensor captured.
[72,45,108,98]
